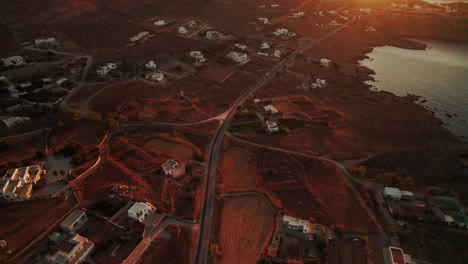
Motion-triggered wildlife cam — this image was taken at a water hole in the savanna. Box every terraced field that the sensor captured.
[216,194,275,264]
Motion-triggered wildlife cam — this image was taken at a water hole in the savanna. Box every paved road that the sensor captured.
[192,17,356,264]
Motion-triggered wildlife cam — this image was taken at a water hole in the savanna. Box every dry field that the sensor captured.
[48,119,104,150]
[252,147,377,231]
[0,23,20,57]
[0,197,76,262]
[0,131,46,166]
[143,138,194,160]
[140,225,195,264]
[67,83,110,105]
[215,194,275,264]
[71,158,159,206]
[220,146,256,191]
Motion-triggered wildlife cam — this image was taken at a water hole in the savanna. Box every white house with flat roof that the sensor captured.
[146,72,164,82]
[227,51,248,63]
[35,38,57,46]
[273,28,289,36]
[205,30,219,40]
[320,58,331,67]
[61,210,88,233]
[1,165,43,201]
[261,42,270,50]
[282,215,309,234]
[190,51,206,63]
[46,234,94,264]
[128,202,156,222]
[96,63,117,77]
[266,120,279,133]
[145,61,157,70]
[154,20,167,26]
[258,17,269,24]
[384,187,402,200]
[264,104,279,114]
[162,159,179,175]
[178,26,187,34]
[1,56,25,67]
[188,21,197,28]
[1,116,30,128]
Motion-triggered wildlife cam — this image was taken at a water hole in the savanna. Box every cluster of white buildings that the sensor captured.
[0,165,44,201]
[96,63,117,77]
[190,51,206,63]
[227,51,248,63]
[1,56,25,67]
[130,31,150,42]
[46,210,94,264]
[35,37,59,47]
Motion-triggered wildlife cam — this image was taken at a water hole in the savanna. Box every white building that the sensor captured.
[384,187,402,200]
[291,12,305,18]
[154,20,167,26]
[319,58,331,67]
[162,159,179,175]
[235,43,248,50]
[35,38,57,46]
[266,120,279,133]
[128,202,156,222]
[190,51,206,63]
[282,215,309,233]
[261,42,270,50]
[264,104,279,114]
[273,28,289,36]
[145,60,157,70]
[188,21,197,28]
[359,8,371,13]
[310,79,326,89]
[130,31,149,42]
[328,10,337,15]
[257,52,269,57]
[146,72,164,82]
[96,63,117,77]
[227,51,248,63]
[273,50,282,58]
[178,26,187,34]
[329,20,342,26]
[205,30,219,40]
[0,165,43,201]
[258,17,269,24]
[1,56,25,67]
[270,4,280,8]
[0,116,31,128]
[46,234,94,264]
[60,210,88,233]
